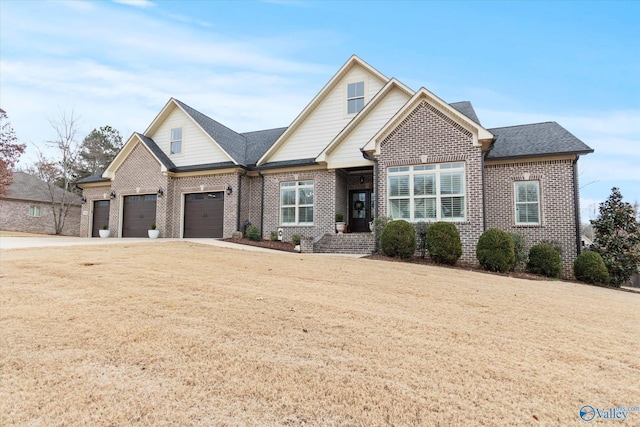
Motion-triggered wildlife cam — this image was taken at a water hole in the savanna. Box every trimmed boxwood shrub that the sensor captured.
[245,225,262,241]
[380,220,416,260]
[476,228,515,272]
[574,251,610,286]
[426,222,462,265]
[527,243,562,278]
[510,231,528,272]
[292,234,302,245]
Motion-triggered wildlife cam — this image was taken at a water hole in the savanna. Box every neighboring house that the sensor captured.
[0,171,82,236]
[77,55,593,275]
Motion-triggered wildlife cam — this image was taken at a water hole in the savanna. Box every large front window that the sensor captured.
[388,162,465,221]
[280,180,314,225]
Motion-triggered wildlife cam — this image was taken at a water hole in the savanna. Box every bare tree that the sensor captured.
[28,111,81,235]
[0,108,27,196]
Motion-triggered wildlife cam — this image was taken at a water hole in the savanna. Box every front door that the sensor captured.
[349,190,373,233]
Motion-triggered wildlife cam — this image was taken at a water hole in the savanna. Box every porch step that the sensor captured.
[313,233,374,254]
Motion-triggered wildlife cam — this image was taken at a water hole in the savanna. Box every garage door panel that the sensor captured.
[123,194,157,237]
[183,192,224,238]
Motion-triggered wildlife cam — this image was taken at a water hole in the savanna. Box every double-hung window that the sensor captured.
[28,206,41,217]
[388,162,465,222]
[280,181,314,225]
[347,81,365,114]
[515,181,540,225]
[170,128,182,154]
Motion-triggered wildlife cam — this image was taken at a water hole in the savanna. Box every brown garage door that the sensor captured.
[122,194,157,237]
[92,200,110,237]
[183,192,224,238]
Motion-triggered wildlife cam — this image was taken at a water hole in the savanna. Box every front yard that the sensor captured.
[1,241,638,426]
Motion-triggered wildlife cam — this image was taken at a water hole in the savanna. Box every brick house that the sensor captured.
[0,171,82,236]
[77,55,593,274]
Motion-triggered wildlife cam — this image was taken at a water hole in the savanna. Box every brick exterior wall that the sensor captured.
[79,185,112,237]
[261,169,337,243]
[376,100,485,262]
[485,159,580,277]
[0,198,80,236]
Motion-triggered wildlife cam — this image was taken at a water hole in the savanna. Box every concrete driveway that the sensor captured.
[0,236,280,253]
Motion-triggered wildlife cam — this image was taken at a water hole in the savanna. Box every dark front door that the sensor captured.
[122,194,157,237]
[349,190,373,233]
[91,200,110,237]
[183,192,224,238]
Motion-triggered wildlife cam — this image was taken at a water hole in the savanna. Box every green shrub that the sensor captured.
[539,239,563,255]
[574,251,610,286]
[476,228,515,273]
[527,243,562,278]
[510,232,528,272]
[292,234,302,245]
[270,231,279,241]
[426,222,462,265]
[373,216,392,252]
[245,225,262,241]
[380,220,416,260]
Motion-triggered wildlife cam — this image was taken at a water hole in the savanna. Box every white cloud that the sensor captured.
[112,0,155,8]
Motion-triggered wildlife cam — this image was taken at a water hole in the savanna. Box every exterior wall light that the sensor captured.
[226,185,233,195]
[110,191,116,199]
[157,188,164,197]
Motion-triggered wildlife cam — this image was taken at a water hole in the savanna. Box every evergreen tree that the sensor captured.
[591,187,640,287]
[76,125,122,179]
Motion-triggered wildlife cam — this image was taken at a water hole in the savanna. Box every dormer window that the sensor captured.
[347,81,365,114]
[171,128,182,154]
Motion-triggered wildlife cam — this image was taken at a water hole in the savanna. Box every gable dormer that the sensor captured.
[257,55,389,166]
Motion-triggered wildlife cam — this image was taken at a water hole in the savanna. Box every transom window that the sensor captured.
[515,181,540,225]
[347,81,365,114]
[388,162,465,222]
[171,127,182,154]
[280,181,314,225]
[28,206,41,217]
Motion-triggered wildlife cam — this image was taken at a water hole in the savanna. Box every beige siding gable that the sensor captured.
[149,106,233,167]
[266,63,387,164]
[324,87,411,169]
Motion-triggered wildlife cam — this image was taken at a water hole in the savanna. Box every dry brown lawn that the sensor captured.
[1,242,638,426]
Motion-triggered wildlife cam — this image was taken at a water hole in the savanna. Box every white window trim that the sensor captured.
[514,181,541,225]
[28,206,41,217]
[170,127,183,156]
[345,79,367,116]
[387,163,466,222]
[280,180,314,226]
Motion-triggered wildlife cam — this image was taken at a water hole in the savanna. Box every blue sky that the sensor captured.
[1,0,638,220]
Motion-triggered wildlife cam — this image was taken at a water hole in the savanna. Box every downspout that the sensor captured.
[573,157,581,256]
[259,170,265,235]
[236,169,247,232]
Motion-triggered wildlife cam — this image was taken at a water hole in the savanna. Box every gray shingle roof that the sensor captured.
[486,122,593,160]
[172,99,286,167]
[4,172,83,204]
[135,133,176,170]
[242,127,288,166]
[450,101,481,125]
[174,99,248,165]
[76,173,109,185]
